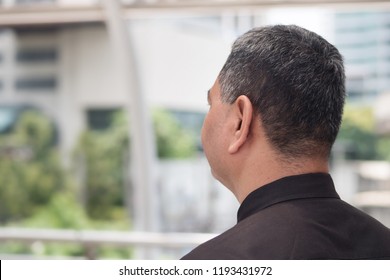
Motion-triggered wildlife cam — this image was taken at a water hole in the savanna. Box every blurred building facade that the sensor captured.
[0,0,242,241]
[334,11,390,103]
[0,23,128,161]
[0,1,232,160]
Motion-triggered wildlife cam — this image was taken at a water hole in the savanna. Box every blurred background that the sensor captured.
[0,0,390,259]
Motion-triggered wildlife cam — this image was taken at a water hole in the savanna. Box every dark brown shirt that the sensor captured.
[181,173,390,259]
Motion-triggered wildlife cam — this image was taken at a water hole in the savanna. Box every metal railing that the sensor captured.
[0,227,216,259]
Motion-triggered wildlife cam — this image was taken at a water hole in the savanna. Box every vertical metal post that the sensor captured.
[102,0,158,259]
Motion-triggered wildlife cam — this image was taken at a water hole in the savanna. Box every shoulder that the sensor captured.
[181,202,304,260]
[181,198,390,260]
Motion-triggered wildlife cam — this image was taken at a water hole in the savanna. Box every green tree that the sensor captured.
[153,108,196,159]
[74,108,197,220]
[74,113,128,220]
[0,111,66,223]
[337,105,390,160]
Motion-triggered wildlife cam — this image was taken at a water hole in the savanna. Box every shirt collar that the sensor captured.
[237,173,340,223]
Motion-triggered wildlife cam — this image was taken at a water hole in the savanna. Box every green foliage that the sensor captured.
[377,137,390,161]
[2,191,132,259]
[337,105,390,160]
[0,111,66,224]
[23,192,90,229]
[153,108,196,159]
[0,109,138,258]
[17,192,89,257]
[17,192,132,258]
[0,107,195,258]
[12,110,54,158]
[74,108,196,220]
[74,112,129,220]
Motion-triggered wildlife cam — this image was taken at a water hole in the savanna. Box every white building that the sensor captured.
[334,11,390,103]
[0,1,232,159]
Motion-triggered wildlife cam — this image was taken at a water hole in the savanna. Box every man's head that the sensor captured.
[218,24,345,159]
[201,25,345,199]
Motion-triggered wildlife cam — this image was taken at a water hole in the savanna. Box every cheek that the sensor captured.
[200,116,210,151]
[201,113,223,160]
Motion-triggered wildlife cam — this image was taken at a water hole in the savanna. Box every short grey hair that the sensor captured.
[219,25,345,158]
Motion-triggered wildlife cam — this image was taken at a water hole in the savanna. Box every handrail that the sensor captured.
[0,227,216,248]
[0,227,217,259]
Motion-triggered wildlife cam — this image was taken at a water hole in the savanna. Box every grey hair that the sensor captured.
[219,25,345,158]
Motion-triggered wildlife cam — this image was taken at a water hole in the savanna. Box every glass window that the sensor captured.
[0,106,18,133]
[15,0,56,5]
[16,49,57,63]
[15,77,57,91]
[86,108,119,131]
[15,26,58,35]
[169,109,205,151]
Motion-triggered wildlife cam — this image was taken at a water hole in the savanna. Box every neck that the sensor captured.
[232,151,329,204]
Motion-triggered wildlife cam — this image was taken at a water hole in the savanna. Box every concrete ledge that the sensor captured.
[1,1,390,28]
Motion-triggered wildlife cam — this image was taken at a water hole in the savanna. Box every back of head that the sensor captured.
[219,25,345,159]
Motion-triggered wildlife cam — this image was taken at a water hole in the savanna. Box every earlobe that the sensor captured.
[228,95,253,154]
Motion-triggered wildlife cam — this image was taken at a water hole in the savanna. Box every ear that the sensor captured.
[228,95,254,154]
